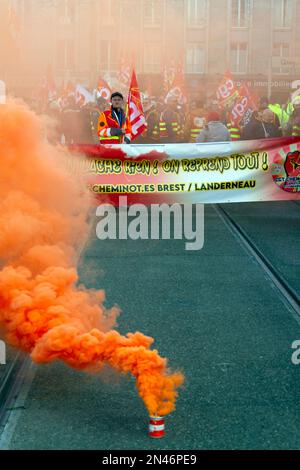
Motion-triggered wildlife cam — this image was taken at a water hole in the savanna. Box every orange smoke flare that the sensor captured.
[0,101,184,416]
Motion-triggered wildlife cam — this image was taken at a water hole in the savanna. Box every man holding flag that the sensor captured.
[97,68,146,145]
[97,91,131,144]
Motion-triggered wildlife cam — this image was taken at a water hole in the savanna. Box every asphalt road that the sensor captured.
[2,202,300,450]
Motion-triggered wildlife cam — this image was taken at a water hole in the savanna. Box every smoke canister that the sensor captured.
[149,416,165,438]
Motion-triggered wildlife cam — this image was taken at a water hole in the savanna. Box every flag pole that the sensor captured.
[122,67,133,144]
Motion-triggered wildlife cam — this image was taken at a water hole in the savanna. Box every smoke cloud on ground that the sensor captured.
[0,100,183,416]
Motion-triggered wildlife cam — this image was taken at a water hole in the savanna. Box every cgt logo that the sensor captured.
[291,340,300,365]
[0,340,6,365]
[284,150,300,178]
[272,147,300,193]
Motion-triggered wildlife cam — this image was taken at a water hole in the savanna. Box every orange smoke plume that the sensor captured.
[0,101,184,416]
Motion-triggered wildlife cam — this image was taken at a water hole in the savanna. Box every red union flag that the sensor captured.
[96,77,111,101]
[231,83,257,129]
[165,63,187,105]
[216,71,239,109]
[163,60,176,92]
[126,69,147,140]
[118,57,131,87]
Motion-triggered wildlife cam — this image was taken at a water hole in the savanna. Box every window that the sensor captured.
[273,42,290,74]
[144,0,162,26]
[99,40,118,72]
[57,0,75,21]
[273,0,292,28]
[100,0,117,26]
[144,42,161,73]
[57,39,74,70]
[231,0,250,27]
[186,44,205,73]
[230,42,248,73]
[186,0,206,27]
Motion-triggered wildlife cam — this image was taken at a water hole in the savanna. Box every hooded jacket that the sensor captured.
[196,121,230,143]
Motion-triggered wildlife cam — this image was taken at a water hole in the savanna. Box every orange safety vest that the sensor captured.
[98,108,131,144]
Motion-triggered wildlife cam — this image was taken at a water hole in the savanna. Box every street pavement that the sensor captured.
[3,202,300,450]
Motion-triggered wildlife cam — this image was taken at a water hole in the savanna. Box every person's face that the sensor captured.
[111,96,123,109]
[143,99,151,111]
[262,109,274,123]
[260,101,268,111]
[168,99,177,108]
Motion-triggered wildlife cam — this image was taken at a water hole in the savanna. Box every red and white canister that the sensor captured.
[149,416,165,438]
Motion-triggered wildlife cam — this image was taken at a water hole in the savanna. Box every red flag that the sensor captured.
[126,69,147,140]
[216,71,257,129]
[216,71,239,109]
[230,83,257,129]
[118,57,131,88]
[57,80,75,109]
[163,60,176,92]
[96,77,111,101]
[165,63,187,105]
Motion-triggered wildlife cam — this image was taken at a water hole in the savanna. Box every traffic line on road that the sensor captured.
[214,204,300,321]
[0,359,36,450]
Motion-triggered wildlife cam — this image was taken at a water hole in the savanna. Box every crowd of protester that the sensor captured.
[29,91,300,145]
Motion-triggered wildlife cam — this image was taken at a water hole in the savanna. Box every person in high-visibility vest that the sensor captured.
[159,97,180,143]
[259,96,280,127]
[176,104,186,143]
[268,102,289,130]
[258,95,289,132]
[79,97,108,144]
[285,109,300,137]
[138,97,159,143]
[292,123,300,136]
[286,95,300,120]
[226,121,241,141]
[186,100,205,142]
[267,96,289,131]
[97,92,131,144]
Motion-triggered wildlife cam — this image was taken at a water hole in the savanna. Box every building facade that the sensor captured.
[4,0,300,101]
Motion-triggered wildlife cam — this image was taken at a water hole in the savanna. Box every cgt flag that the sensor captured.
[126,69,147,141]
[232,83,257,130]
[217,71,257,130]
[216,70,239,110]
[118,56,131,88]
[96,77,111,101]
[75,84,94,106]
[164,63,187,105]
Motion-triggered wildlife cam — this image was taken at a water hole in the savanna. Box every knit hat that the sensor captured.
[111,92,124,100]
[206,111,220,122]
